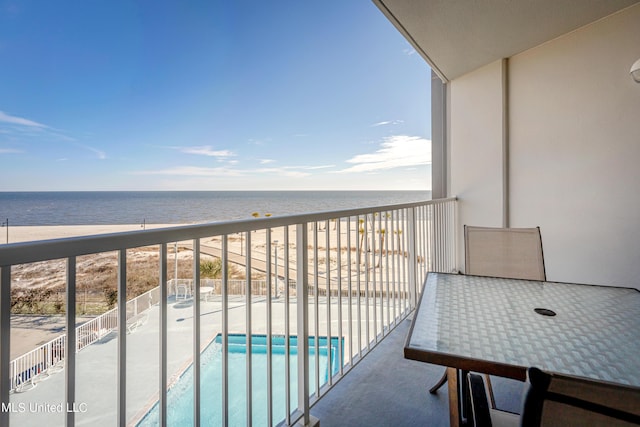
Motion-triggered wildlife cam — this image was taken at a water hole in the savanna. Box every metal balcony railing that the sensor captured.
[0,197,457,426]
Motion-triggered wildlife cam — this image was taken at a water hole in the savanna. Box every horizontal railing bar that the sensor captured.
[0,198,456,266]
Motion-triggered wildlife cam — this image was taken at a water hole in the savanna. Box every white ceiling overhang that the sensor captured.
[373,0,640,82]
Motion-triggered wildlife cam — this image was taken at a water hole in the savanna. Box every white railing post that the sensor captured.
[159,243,168,427]
[1,266,11,427]
[221,236,229,427]
[98,314,102,339]
[284,227,291,426]
[245,231,252,426]
[451,199,459,272]
[336,218,343,377]
[295,223,319,427]
[407,207,418,310]
[117,249,127,427]
[65,257,77,427]
[192,239,201,427]
[266,228,273,426]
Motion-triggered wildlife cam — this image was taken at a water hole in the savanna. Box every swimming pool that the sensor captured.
[137,334,342,426]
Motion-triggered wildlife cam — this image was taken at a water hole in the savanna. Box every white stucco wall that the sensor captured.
[508,4,640,287]
[449,4,640,287]
[449,60,506,269]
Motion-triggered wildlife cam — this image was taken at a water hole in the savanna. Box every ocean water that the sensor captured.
[0,191,430,226]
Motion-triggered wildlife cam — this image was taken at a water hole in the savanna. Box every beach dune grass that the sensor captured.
[9,245,246,315]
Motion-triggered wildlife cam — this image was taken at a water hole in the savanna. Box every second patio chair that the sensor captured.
[468,367,640,426]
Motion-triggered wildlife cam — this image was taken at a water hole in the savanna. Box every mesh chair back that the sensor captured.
[464,226,545,281]
[522,367,640,426]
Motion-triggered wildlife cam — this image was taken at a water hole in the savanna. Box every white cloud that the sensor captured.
[77,144,106,159]
[283,164,335,170]
[248,137,271,145]
[256,168,311,178]
[371,120,404,127]
[336,135,431,173]
[259,159,275,164]
[0,148,21,154]
[133,166,244,177]
[254,164,335,178]
[177,145,235,158]
[0,111,77,145]
[74,144,107,160]
[403,48,416,56]
[133,162,334,179]
[0,111,48,128]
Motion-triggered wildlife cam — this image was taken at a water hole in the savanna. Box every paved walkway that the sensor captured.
[181,240,340,284]
[10,315,94,359]
[181,239,391,294]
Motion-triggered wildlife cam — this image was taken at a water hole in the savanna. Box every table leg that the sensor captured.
[447,367,460,427]
[429,370,449,394]
[447,368,473,426]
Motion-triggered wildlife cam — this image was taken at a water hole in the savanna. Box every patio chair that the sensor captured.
[430,226,546,401]
[175,282,191,301]
[464,226,545,281]
[468,372,519,426]
[14,373,39,393]
[522,368,640,426]
[467,367,640,426]
[126,311,149,334]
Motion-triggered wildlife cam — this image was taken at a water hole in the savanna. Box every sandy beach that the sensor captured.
[7,224,184,244]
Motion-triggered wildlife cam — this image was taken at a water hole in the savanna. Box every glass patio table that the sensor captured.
[405,272,640,425]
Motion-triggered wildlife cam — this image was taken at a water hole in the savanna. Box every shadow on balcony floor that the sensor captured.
[311,316,451,427]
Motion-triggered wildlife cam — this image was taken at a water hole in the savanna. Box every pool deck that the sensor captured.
[9,294,397,426]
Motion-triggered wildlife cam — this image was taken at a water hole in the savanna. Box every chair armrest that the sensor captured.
[468,373,520,427]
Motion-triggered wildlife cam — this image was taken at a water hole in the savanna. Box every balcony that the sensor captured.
[0,198,457,426]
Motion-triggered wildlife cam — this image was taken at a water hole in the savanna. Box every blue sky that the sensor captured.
[0,1,432,191]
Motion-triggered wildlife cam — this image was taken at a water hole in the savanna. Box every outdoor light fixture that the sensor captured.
[631,58,640,83]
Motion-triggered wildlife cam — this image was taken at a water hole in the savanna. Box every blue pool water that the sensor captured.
[137,334,342,426]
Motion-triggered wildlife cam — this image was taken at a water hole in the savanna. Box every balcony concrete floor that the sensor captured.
[310,317,449,426]
[310,317,524,427]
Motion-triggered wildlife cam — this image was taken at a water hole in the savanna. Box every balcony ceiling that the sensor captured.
[373,0,640,81]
